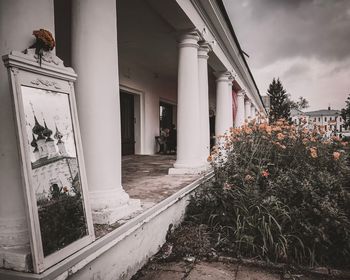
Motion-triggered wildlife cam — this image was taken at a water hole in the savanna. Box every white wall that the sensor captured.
[119,60,177,154]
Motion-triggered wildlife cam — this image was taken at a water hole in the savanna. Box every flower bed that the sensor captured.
[187,119,350,268]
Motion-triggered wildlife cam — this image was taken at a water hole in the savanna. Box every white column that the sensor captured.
[245,99,252,122]
[72,0,140,224]
[198,42,211,163]
[169,32,207,174]
[251,104,256,119]
[215,72,232,136]
[0,0,55,271]
[228,77,234,127]
[235,90,245,128]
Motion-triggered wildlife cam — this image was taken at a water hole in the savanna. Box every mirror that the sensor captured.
[3,50,94,273]
[21,86,88,257]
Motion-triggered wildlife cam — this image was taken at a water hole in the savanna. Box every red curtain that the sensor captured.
[232,90,238,122]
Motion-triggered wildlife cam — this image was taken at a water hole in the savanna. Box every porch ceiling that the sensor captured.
[117,0,186,79]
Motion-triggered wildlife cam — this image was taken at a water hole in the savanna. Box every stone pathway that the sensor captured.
[133,261,324,280]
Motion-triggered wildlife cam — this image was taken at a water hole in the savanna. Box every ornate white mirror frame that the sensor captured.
[2,49,95,273]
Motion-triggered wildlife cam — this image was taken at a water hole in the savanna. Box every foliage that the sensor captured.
[341,94,350,130]
[267,78,291,123]
[188,118,350,268]
[38,180,87,256]
[289,96,309,111]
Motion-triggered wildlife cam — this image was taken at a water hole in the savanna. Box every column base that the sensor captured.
[0,247,31,272]
[89,189,141,224]
[168,161,210,175]
[0,217,31,272]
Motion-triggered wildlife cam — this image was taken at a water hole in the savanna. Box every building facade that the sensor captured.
[0,0,266,278]
[305,108,345,136]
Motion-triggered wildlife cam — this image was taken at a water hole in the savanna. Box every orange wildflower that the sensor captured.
[333,152,341,161]
[259,123,267,130]
[309,147,318,158]
[266,126,272,134]
[245,127,253,134]
[272,126,282,132]
[276,133,285,140]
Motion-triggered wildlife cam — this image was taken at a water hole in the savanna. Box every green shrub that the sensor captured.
[188,120,350,267]
[38,180,87,256]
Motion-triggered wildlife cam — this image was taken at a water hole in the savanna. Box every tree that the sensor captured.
[267,78,291,123]
[288,96,309,111]
[296,96,309,110]
[341,93,350,130]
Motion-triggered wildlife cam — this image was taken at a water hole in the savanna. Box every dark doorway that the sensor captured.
[120,91,135,155]
[159,101,173,132]
[209,114,215,149]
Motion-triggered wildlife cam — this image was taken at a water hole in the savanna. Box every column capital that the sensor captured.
[245,99,252,105]
[228,75,234,87]
[214,71,231,82]
[198,41,212,59]
[237,89,246,97]
[178,30,200,49]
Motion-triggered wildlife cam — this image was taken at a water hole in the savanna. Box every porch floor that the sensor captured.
[122,155,201,210]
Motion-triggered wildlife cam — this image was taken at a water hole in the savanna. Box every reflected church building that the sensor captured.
[30,113,79,201]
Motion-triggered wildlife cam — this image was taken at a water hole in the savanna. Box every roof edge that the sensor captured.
[216,0,265,111]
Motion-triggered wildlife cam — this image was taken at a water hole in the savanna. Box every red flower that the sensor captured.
[261,170,269,178]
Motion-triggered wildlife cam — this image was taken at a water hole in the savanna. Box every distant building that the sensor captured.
[262,95,270,114]
[305,107,344,136]
[290,108,308,126]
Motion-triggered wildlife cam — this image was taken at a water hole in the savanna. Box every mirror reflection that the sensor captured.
[21,86,88,256]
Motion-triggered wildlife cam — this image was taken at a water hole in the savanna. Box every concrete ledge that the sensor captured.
[169,163,211,175]
[0,171,213,280]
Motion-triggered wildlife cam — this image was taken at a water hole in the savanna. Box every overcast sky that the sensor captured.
[223,0,350,111]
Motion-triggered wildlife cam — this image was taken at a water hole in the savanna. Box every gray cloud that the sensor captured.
[223,0,350,110]
[224,0,350,67]
[283,63,310,78]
